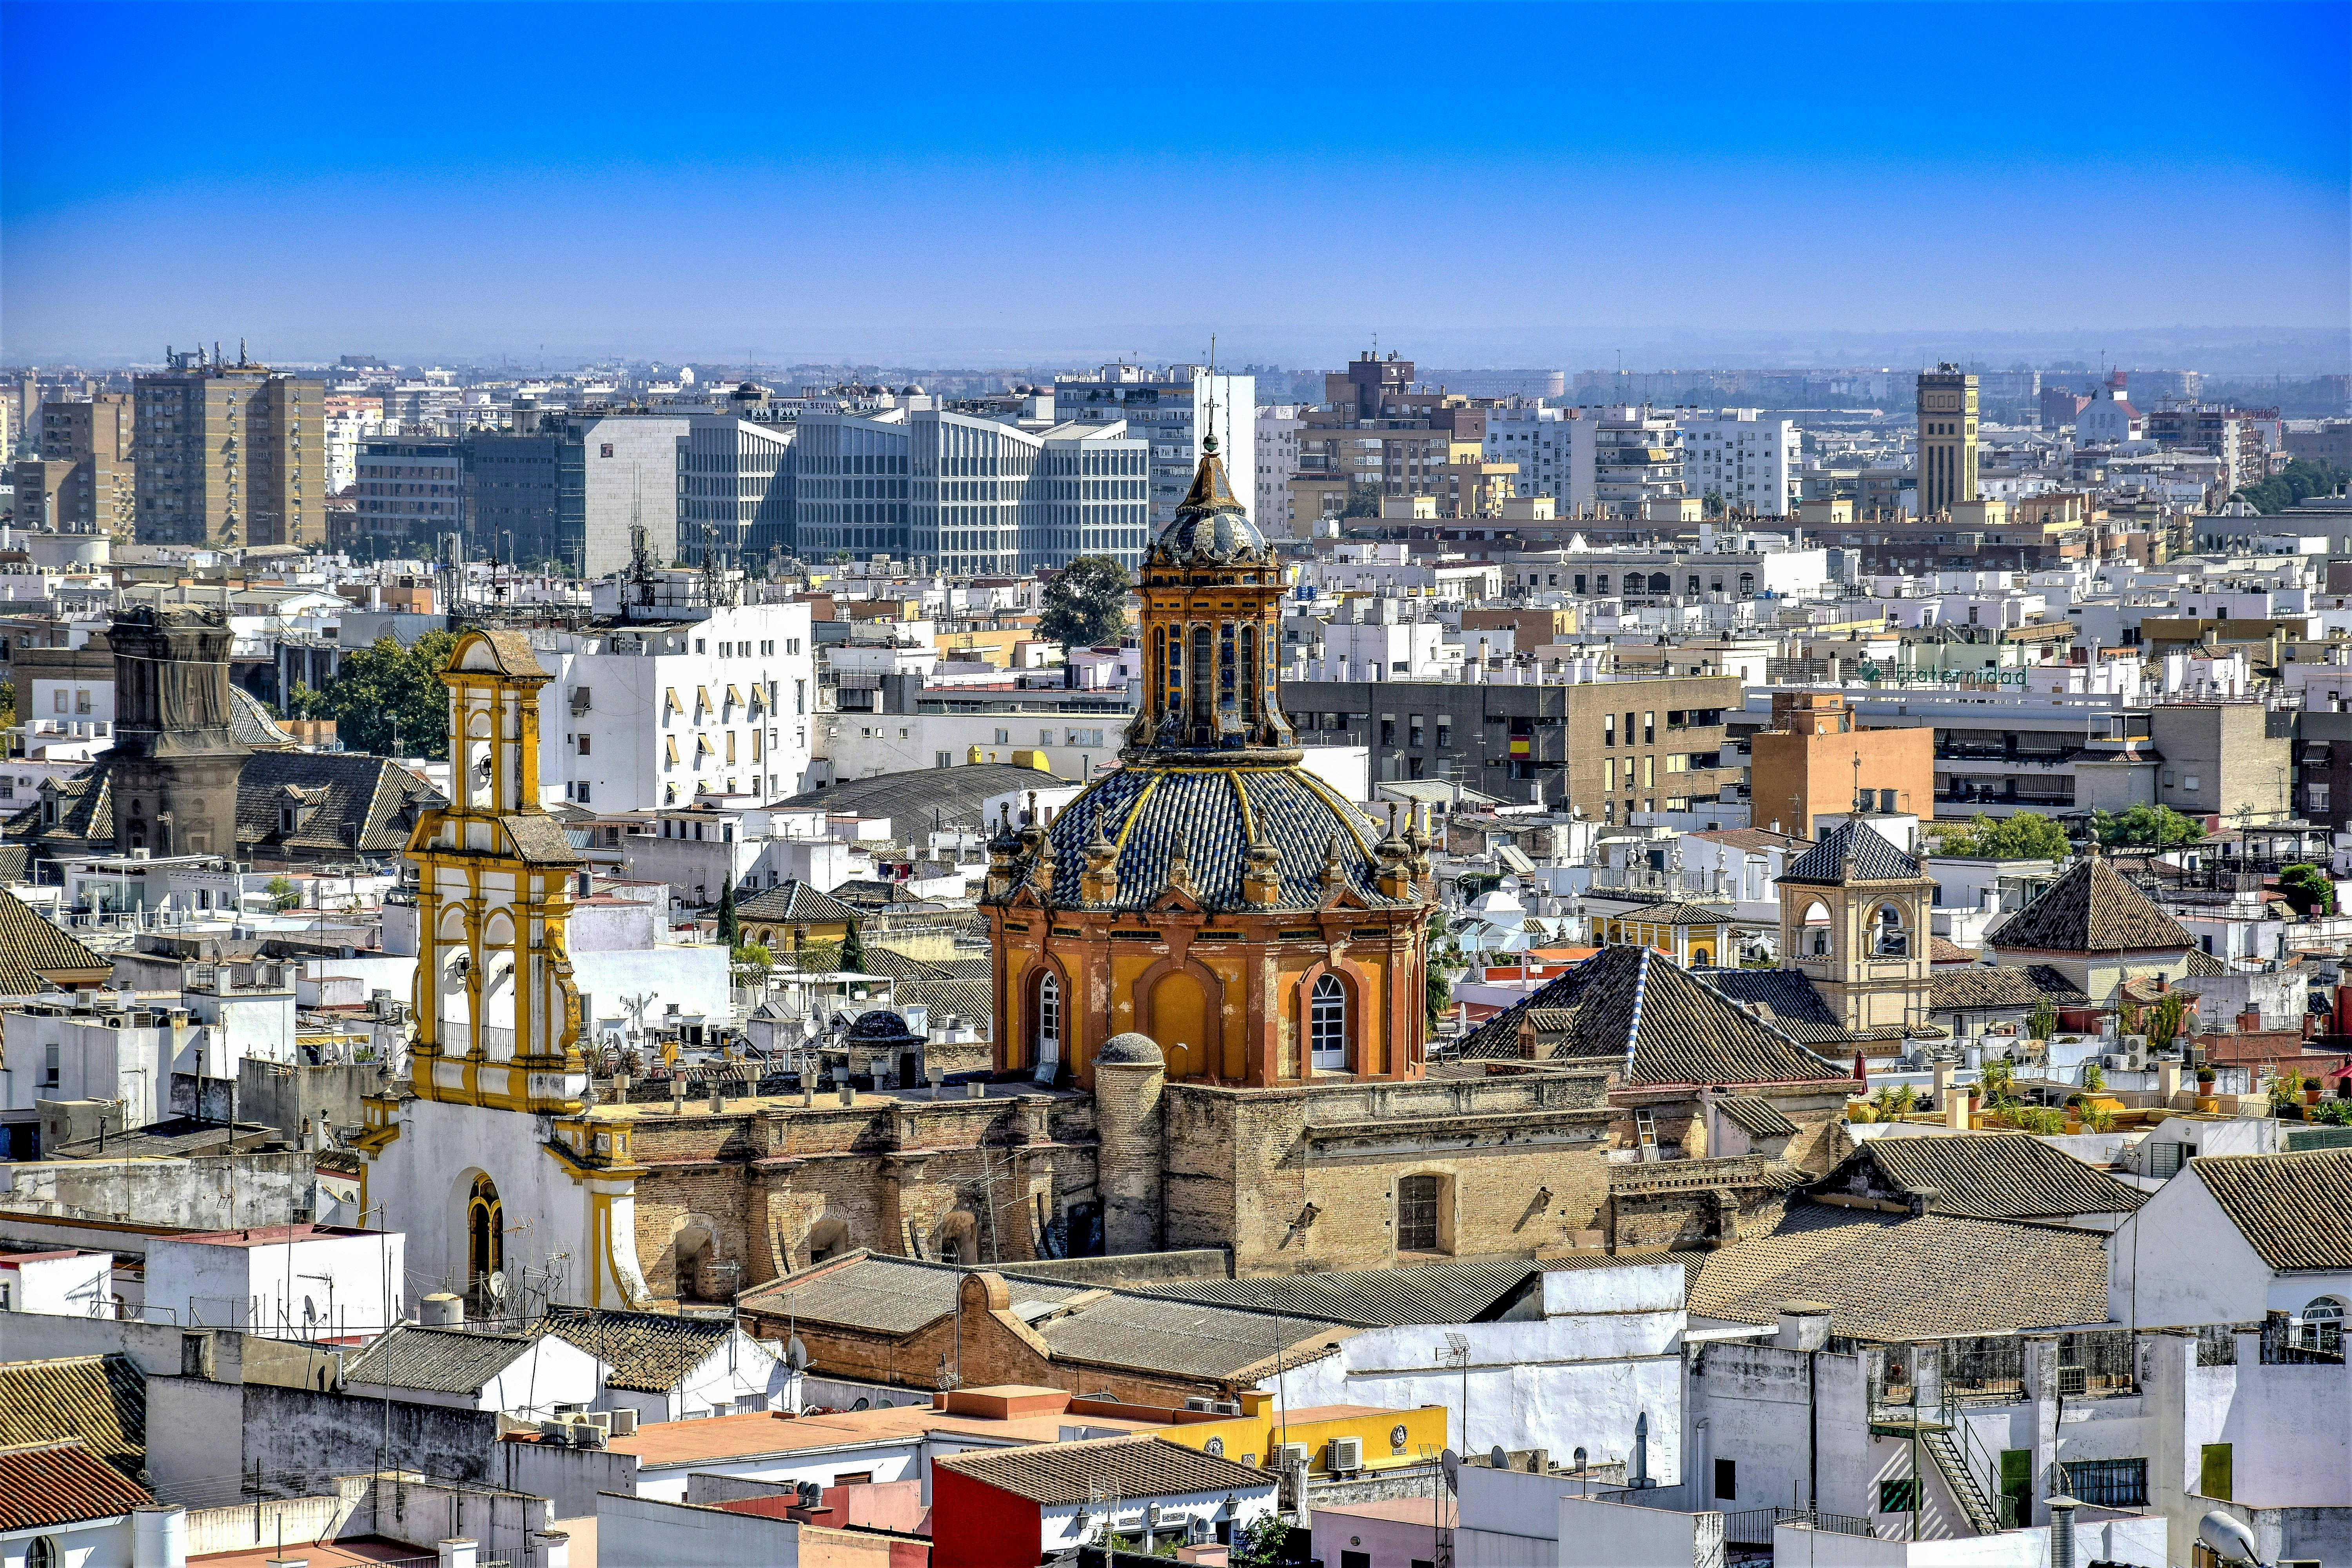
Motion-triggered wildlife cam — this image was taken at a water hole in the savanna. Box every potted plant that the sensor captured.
[2196,1065,2218,1112]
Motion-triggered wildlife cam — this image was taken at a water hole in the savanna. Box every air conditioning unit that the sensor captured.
[610,1408,640,1436]
[1272,1443,1310,1470]
[1183,1396,1217,1412]
[1327,1436,1364,1474]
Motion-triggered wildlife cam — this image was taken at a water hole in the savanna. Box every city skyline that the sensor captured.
[3,2,2346,367]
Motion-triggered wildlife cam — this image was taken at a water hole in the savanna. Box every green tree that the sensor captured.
[1037,556,1132,656]
[839,919,868,974]
[265,875,299,911]
[2082,1060,2106,1093]
[2027,999,2059,1043]
[291,630,459,759]
[1978,1056,2017,1107]
[2092,804,2207,849]
[2279,862,2337,918]
[2145,990,2190,1051]
[1340,481,1384,518]
[1230,1517,1299,1568]
[715,877,739,943]
[2232,457,2348,515]
[729,941,774,991]
[1425,914,1459,1032]
[1927,811,2071,860]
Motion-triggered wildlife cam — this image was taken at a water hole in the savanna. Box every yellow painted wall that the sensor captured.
[1160,1403,1450,1474]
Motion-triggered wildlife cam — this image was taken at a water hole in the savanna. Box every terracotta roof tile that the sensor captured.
[1780,822,1924,886]
[937,1435,1267,1507]
[1819,1133,2144,1221]
[0,885,109,990]
[1990,857,2195,954]
[0,1440,151,1530]
[0,1355,144,1479]
[2190,1147,2352,1271]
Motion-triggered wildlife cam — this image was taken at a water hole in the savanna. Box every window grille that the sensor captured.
[2195,1325,2238,1367]
[2057,1330,2137,1395]
[2060,1457,2148,1509]
[1396,1176,1440,1253]
[1940,1336,2026,1397]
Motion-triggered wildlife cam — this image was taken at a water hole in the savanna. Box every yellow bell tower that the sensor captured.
[405,629,590,1112]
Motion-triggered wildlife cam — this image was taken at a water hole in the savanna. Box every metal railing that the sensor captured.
[1722,1506,1877,1546]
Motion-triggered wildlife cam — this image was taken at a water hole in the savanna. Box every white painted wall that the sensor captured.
[2109,1164,2352,1326]
[0,1512,138,1568]
[1041,1483,1276,1554]
[143,1229,401,1340]
[1259,1263,1686,1474]
[596,1492,808,1568]
[1559,1495,1712,1567]
[0,1250,113,1316]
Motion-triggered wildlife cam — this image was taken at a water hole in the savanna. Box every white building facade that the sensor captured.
[1681,410,1798,517]
[1051,365,1256,530]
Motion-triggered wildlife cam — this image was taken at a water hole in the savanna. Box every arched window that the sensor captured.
[1801,900,1833,956]
[27,1537,59,1568]
[1309,974,1347,1072]
[1738,572,1756,595]
[2300,1296,2344,1354]
[1875,903,1907,957]
[1648,572,1670,592]
[466,1174,503,1294]
[1034,971,1062,1072]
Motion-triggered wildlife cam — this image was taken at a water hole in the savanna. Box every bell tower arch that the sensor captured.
[1777,818,1934,1039]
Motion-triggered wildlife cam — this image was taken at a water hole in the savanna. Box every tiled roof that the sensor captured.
[1822,1133,2144,1221]
[2185,946,2232,977]
[1612,901,1737,926]
[938,1434,1266,1506]
[460,628,550,679]
[778,763,1061,832]
[1929,936,1976,965]
[1695,969,1852,1044]
[0,1355,144,1479]
[542,1307,757,1393]
[1139,1260,1541,1328]
[340,1326,537,1394]
[991,762,1409,915]
[1457,946,1853,1087]
[236,752,441,858]
[1989,857,2195,954]
[1685,1203,2111,1341]
[0,884,109,990]
[1780,821,1923,886]
[737,881,862,927]
[0,1441,151,1530]
[2024,965,2091,1006]
[2190,1147,2352,1271]
[229,686,299,751]
[1929,966,2053,1013]
[1716,1095,1801,1140]
[744,1254,1090,1336]
[740,1254,1351,1379]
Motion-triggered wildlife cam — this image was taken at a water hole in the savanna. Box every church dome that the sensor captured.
[1145,437,1268,568]
[992,766,1414,915]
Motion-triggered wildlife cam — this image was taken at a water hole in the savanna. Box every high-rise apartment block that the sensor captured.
[1051,365,1254,530]
[1915,365,1978,517]
[1253,404,1303,537]
[1293,353,1514,523]
[134,347,325,547]
[9,393,135,534]
[1681,410,1797,517]
[353,438,468,560]
[1580,406,1686,515]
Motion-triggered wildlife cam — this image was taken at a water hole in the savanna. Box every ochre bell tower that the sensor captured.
[1777,818,1933,1040]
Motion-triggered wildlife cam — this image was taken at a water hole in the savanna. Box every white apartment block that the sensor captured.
[323,406,384,493]
[1682,409,1797,516]
[1301,599,1459,682]
[681,415,793,566]
[1483,404,1572,499]
[795,405,1149,577]
[1052,365,1256,530]
[820,708,1127,787]
[523,599,819,810]
[1254,404,1303,536]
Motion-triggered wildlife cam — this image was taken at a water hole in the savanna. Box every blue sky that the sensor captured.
[3,2,2346,366]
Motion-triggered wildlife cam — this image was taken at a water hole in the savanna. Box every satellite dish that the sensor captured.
[486,1270,509,1301]
[1490,1445,1508,1470]
[786,1335,809,1370]
[1440,1448,1460,1486]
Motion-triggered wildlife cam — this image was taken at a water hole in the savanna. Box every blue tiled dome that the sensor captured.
[1001,764,1412,914]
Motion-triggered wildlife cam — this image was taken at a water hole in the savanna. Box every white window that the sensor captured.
[1309,974,1347,1071]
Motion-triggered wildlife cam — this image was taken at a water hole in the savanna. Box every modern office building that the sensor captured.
[352,438,468,559]
[681,403,795,568]
[795,401,1147,576]
[545,410,691,576]
[1051,364,1254,529]
[1916,365,1979,516]
[133,346,326,547]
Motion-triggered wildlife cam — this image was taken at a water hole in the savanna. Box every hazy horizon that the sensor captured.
[4,2,2346,375]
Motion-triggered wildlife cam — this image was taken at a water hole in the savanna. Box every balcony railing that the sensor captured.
[1723,1507,1877,1547]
